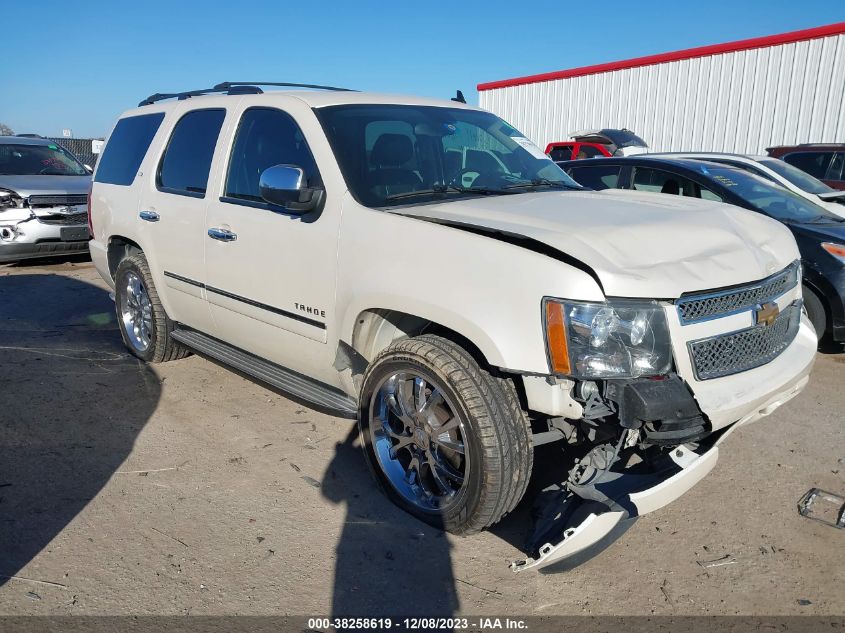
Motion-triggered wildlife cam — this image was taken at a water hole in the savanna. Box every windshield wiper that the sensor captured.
[383,185,514,203]
[802,215,845,224]
[500,178,583,191]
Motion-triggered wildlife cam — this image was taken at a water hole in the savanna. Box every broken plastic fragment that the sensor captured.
[797,488,845,529]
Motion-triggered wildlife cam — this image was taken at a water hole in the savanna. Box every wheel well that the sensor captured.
[350,309,491,371]
[107,236,142,279]
[343,309,530,420]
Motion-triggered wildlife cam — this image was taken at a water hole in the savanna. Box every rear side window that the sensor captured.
[548,146,573,162]
[567,165,620,190]
[157,109,225,197]
[95,113,165,186]
[576,145,605,159]
[633,167,696,196]
[224,107,320,204]
[782,152,833,179]
[827,152,845,181]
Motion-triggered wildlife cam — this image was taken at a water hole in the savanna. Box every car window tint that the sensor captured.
[157,109,225,196]
[95,113,165,186]
[225,108,320,203]
[548,146,572,162]
[567,165,620,190]
[783,152,833,179]
[698,187,724,202]
[827,152,845,181]
[578,145,605,158]
[633,168,695,196]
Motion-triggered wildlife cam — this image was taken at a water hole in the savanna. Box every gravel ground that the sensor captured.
[0,258,843,617]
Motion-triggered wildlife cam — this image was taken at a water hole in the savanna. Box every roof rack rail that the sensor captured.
[214,81,355,92]
[138,81,355,106]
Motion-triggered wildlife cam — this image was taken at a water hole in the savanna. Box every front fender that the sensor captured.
[334,196,605,374]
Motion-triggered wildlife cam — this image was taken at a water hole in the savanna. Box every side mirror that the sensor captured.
[259,164,324,213]
[84,164,93,173]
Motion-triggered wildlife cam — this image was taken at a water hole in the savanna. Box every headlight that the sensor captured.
[544,298,673,378]
[0,188,24,209]
[821,242,845,264]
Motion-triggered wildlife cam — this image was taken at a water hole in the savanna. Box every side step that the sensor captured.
[170,328,358,418]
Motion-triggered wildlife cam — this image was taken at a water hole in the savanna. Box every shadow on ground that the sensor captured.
[322,426,460,617]
[0,273,160,586]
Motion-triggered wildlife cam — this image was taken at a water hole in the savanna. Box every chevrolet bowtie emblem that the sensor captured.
[755,302,780,327]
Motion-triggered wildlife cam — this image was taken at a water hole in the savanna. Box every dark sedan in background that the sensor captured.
[559,156,845,345]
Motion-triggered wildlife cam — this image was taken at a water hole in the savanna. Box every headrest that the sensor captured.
[371,134,413,167]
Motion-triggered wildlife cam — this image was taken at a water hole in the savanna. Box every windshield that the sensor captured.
[703,165,843,224]
[600,129,647,148]
[757,158,835,195]
[315,105,581,208]
[0,143,88,176]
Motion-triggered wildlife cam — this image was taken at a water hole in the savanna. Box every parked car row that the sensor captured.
[559,155,845,345]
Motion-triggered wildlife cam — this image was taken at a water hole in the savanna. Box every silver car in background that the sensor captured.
[0,136,91,263]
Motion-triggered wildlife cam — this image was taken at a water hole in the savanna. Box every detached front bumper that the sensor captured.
[515,319,814,573]
[0,215,89,263]
[514,443,721,573]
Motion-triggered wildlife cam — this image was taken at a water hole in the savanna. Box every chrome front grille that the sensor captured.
[676,261,800,324]
[688,302,802,380]
[28,194,88,207]
[37,212,88,226]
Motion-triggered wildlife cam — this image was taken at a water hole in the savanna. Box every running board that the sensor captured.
[170,328,358,418]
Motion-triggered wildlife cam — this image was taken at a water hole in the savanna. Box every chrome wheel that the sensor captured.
[369,371,470,513]
[119,270,153,353]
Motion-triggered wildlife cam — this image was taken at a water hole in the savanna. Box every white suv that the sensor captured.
[89,82,816,572]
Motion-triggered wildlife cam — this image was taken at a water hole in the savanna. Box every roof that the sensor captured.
[130,89,479,113]
[558,156,747,172]
[478,22,845,91]
[0,136,53,146]
[648,152,771,162]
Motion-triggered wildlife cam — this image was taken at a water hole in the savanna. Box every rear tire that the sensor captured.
[802,285,827,342]
[358,334,532,535]
[114,252,189,363]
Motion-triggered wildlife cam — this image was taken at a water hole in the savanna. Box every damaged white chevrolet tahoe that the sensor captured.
[89,83,817,572]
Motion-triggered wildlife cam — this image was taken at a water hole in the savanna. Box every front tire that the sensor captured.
[358,334,532,535]
[802,284,827,342]
[114,252,189,363]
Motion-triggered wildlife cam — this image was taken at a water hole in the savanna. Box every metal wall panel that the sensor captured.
[479,33,845,154]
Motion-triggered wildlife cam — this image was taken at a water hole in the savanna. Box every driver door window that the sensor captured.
[224,107,320,206]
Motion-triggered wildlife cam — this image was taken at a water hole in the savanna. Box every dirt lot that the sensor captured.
[0,258,843,617]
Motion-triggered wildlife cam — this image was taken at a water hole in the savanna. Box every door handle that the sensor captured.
[208,227,237,242]
[139,210,160,222]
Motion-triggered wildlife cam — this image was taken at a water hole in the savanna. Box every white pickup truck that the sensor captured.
[89,83,816,572]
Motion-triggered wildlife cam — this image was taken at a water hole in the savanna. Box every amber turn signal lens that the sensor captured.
[821,242,845,261]
[545,301,571,374]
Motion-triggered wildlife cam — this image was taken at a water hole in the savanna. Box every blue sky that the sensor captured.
[3,0,843,138]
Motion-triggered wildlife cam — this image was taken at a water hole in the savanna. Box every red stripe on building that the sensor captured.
[477,22,845,92]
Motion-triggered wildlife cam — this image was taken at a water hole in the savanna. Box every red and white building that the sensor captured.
[477,23,845,154]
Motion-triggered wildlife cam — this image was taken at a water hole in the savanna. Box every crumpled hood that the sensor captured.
[394,189,799,298]
[0,174,91,198]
